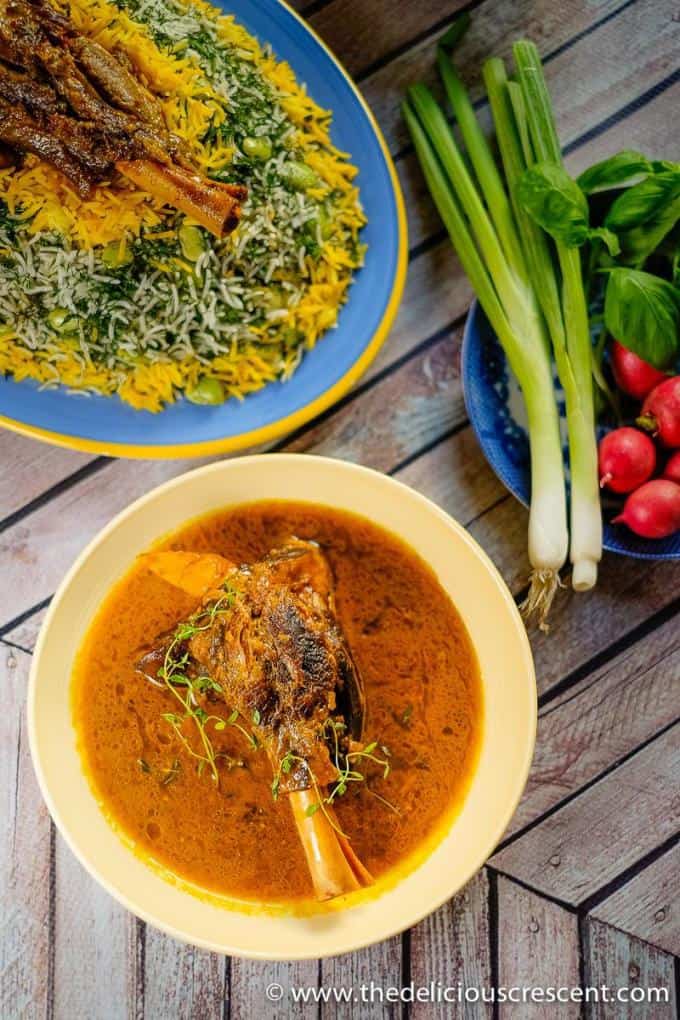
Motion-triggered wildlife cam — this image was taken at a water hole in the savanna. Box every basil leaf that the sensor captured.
[605,170,680,231]
[604,268,680,368]
[577,150,653,195]
[518,163,590,246]
[590,227,620,257]
[652,160,680,174]
[607,172,680,265]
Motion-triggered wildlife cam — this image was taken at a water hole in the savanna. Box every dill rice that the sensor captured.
[0,0,366,412]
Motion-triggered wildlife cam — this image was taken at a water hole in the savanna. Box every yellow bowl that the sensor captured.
[28,454,536,959]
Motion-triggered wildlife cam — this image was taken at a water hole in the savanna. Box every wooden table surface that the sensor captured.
[2,0,679,1017]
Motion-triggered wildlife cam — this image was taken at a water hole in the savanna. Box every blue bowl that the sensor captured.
[0,0,407,458]
[462,301,680,560]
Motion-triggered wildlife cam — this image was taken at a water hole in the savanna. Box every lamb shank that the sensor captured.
[0,0,246,235]
[138,539,373,900]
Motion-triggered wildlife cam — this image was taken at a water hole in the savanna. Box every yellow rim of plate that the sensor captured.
[0,1,408,460]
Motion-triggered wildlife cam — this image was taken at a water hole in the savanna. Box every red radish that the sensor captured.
[612,479,680,539]
[610,340,666,400]
[637,376,680,448]
[598,427,656,493]
[663,451,680,484]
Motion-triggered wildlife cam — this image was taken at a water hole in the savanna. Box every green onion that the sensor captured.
[513,41,601,591]
[403,81,568,626]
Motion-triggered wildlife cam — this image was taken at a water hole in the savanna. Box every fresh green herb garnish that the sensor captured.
[271,721,396,833]
[156,590,258,783]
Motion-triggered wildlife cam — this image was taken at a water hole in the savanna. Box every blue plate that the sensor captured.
[462,301,680,560]
[0,0,407,458]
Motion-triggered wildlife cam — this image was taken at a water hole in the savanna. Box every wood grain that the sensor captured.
[409,869,492,1019]
[591,844,680,958]
[143,929,226,1020]
[308,0,468,79]
[0,456,213,628]
[398,425,505,526]
[0,646,51,1020]
[583,919,676,1019]
[507,614,680,839]
[1,607,48,654]
[0,431,95,520]
[361,0,676,155]
[320,936,402,1019]
[287,324,465,468]
[230,960,318,1020]
[497,876,580,1020]
[52,842,138,1020]
[491,725,680,905]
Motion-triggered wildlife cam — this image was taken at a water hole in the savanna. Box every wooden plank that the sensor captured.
[230,960,318,1020]
[409,869,492,1020]
[308,0,467,79]
[287,323,464,466]
[365,240,470,380]
[497,876,580,1020]
[320,936,402,1019]
[0,431,95,520]
[362,0,677,156]
[52,840,139,1020]
[583,919,676,1019]
[143,930,226,1020]
[398,426,505,529]
[1,606,49,654]
[0,646,50,1019]
[0,456,214,629]
[528,563,680,696]
[491,726,680,905]
[590,844,680,958]
[507,614,680,839]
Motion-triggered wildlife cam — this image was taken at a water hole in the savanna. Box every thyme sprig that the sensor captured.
[271,749,349,837]
[156,583,257,783]
[270,719,396,833]
[323,720,392,808]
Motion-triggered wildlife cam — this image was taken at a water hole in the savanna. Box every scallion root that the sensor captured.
[520,569,564,632]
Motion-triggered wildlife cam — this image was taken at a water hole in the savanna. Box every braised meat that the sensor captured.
[0,0,245,233]
[139,539,366,793]
[139,539,373,900]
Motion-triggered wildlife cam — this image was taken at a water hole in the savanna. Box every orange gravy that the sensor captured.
[73,502,483,906]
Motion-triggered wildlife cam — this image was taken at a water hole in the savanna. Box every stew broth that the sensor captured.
[73,502,483,906]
